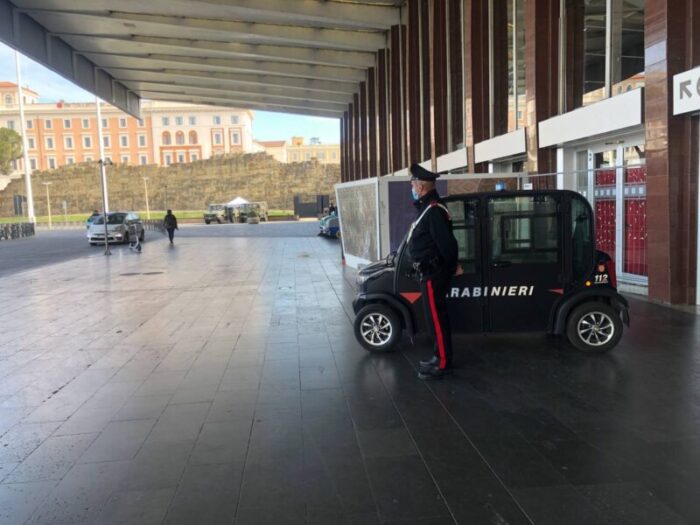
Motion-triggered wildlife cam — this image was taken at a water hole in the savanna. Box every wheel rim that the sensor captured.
[577,311,615,347]
[360,312,393,347]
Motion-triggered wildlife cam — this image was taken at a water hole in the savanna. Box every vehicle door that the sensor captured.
[485,193,564,332]
[444,197,484,333]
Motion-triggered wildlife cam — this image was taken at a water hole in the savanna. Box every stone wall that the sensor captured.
[0,153,340,216]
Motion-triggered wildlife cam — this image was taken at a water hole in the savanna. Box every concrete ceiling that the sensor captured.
[1,0,403,118]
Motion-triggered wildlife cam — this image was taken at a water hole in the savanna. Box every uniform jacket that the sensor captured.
[409,190,458,275]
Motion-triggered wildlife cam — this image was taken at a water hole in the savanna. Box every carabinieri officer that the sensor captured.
[408,163,461,379]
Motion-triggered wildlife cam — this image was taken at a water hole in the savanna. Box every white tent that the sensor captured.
[227,196,249,207]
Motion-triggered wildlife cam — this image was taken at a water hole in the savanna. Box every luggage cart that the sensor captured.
[128,223,142,253]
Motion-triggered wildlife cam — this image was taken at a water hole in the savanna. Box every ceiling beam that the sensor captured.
[24,9,387,52]
[82,52,367,83]
[110,68,358,95]
[140,91,342,118]
[116,76,353,104]
[58,34,375,69]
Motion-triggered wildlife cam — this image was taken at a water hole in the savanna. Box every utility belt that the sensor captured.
[410,255,444,282]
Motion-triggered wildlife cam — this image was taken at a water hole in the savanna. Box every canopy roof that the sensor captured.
[227,196,249,206]
[0,0,402,118]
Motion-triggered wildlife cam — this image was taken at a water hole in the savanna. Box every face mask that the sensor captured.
[411,188,419,200]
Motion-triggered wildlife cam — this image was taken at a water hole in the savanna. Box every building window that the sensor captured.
[231,115,239,125]
[63,119,71,129]
[46,137,55,149]
[162,131,172,145]
[177,153,185,163]
[189,116,196,125]
[137,118,145,127]
[164,153,172,165]
[138,134,147,147]
[121,155,129,164]
[83,136,92,148]
[85,155,93,162]
[120,135,128,147]
[119,117,127,128]
[26,120,33,129]
[101,118,108,128]
[162,116,170,126]
[103,136,111,148]
[66,157,75,165]
[140,155,148,165]
[332,151,337,160]
[191,153,198,161]
[231,131,241,145]
[48,157,56,169]
[82,118,89,129]
[213,115,221,125]
[3,94,12,105]
[565,0,645,109]
[64,136,74,149]
[318,152,325,160]
[105,156,112,163]
[175,131,185,145]
[213,132,222,145]
[44,119,52,129]
[29,158,37,170]
[305,153,311,161]
[27,137,35,149]
[6,120,14,130]
[189,130,198,144]
[175,116,183,126]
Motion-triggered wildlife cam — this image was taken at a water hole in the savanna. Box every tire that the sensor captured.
[216,218,222,224]
[205,220,211,224]
[566,301,623,354]
[354,304,402,353]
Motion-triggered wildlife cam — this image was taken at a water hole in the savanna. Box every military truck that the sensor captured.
[203,203,227,224]
[238,202,269,222]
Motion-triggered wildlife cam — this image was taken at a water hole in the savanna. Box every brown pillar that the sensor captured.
[341,113,347,182]
[524,0,559,181]
[390,25,406,171]
[464,0,490,172]
[645,0,700,304]
[407,0,422,164]
[421,0,432,160]
[360,81,368,179]
[492,0,509,137]
[449,0,464,149]
[432,0,449,157]
[353,94,361,180]
[368,67,378,178]
[378,50,390,176]
[348,101,355,180]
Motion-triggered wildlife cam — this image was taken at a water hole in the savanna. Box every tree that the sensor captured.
[0,128,23,175]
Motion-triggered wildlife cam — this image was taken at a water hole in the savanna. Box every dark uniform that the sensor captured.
[408,164,458,379]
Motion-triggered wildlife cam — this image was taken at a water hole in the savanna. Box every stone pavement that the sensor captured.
[0,230,699,524]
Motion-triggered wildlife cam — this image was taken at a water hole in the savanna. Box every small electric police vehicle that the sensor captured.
[353,190,629,354]
[319,213,341,238]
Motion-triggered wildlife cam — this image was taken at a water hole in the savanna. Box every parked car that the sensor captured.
[238,202,269,222]
[87,212,144,245]
[319,213,340,238]
[203,203,227,224]
[352,190,629,354]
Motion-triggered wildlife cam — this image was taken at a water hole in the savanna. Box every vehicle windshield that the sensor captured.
[93,213,127,225]
[208,204,224,212]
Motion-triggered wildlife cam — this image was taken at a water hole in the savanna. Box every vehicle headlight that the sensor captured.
[356,274,368,287]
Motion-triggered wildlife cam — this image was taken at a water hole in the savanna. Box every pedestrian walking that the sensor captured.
[407,164,462,380]
[163,209,178,244]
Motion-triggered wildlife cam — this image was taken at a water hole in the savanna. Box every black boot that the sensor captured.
[418,365,451,380]
[419,356,438,368]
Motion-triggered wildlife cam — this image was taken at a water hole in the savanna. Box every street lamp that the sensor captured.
[98,158,113,256]
[142,177,151,219]
[42,182,52,230]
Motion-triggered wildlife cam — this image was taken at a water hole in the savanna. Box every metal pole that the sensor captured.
[96,97,111,255]
[15,51,35,223]
[43,182,52,229]
[143,177,150,219]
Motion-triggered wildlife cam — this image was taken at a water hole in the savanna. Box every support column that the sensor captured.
[524,0,559,181]
[348,102,355,180]
[378,50,390,176]
[390,25,406,171]
[368,67,378,178]
[421,0,432,160]
[432,0,449,157]
[464,0,490,172]
[449,0,465,150]
[407,0,422,164]
[645,0,700,303]
[353,94,361,180]
[360,81,368,179]
[341,113,348,182]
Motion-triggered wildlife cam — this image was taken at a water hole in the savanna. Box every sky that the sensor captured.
[0,42,341,144]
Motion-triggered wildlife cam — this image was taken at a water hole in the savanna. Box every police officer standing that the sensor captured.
[408,164,461,379]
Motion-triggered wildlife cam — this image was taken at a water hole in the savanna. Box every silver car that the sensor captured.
[87,212,144,245]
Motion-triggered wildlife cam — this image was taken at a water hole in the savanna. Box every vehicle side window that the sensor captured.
[447,200,477,273]
[488,195,559,264]
[571,195,594,281]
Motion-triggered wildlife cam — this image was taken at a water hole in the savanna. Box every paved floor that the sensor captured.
[0,227,699,524]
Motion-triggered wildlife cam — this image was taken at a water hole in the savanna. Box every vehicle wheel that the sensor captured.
[335,230,341,239]
[205,220,211,224]
[216,218,222,224]
[566,301,622,354]
[354,304,401,353]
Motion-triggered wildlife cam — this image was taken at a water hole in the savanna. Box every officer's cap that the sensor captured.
[410,163,440,182]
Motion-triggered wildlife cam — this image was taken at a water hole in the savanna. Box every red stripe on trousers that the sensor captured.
[426,279,447,369]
